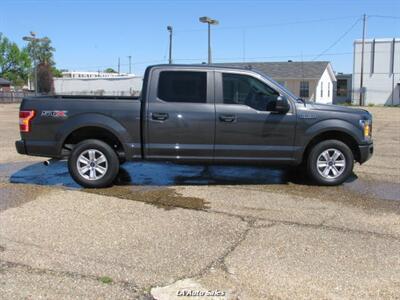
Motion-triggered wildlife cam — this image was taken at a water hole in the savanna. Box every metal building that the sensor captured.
[353,38,400,105]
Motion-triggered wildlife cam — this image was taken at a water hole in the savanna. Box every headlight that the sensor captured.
[360,119,372,140]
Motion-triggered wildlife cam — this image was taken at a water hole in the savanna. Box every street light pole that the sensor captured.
[199,16,219,64]
[22,32,49,95]
[128,55,132,74]
[207,23,211,64]
[167,26,173,64]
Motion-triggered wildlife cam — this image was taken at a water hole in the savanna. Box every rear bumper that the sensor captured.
[15,139,61,158]
[358,142,373,164]
[15,140,27,155]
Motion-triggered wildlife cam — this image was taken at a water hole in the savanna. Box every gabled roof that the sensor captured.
[0,78,11,85]
[217,61,331,80]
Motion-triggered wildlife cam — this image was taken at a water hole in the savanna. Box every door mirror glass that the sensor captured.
[275,95,290,113]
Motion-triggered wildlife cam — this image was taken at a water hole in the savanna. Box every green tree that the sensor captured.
[25,36,55,65]
[51,66,63,78]
[104,68,117,73]
[0,33,31,86]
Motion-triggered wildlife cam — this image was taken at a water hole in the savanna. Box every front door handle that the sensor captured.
[219,114,236,122]
[151,112,169,121]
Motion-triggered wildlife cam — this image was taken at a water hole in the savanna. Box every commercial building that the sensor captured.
[353,38,399,105]
[54,75,142,96]
[61,71,131,79]
[221,61,336,104]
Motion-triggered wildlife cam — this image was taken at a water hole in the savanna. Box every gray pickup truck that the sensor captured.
[16,64,373,187]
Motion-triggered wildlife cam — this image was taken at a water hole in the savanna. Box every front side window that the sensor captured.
[158,71,207,103]
[222,73,279,111]
[299,81,309,98]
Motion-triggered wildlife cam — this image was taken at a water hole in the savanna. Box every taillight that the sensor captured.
[19,110,35,132]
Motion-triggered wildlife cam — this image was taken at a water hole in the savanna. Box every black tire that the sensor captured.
[68,139,120,188]
[307,139,354,186]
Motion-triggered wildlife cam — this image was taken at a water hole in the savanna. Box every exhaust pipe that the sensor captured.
[43,158,59,166]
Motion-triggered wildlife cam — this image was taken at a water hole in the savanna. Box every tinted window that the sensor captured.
[222,73,279,111]
[158,71,207,103]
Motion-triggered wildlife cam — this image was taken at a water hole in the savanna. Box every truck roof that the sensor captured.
[148,64,255,72]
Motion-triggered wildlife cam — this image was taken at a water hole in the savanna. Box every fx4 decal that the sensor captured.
[41,111,68,118]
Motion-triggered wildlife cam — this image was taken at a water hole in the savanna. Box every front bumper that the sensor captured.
[15,140,27,155]
[358,142,373,164]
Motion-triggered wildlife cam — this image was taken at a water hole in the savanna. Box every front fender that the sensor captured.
[303,119,363,145]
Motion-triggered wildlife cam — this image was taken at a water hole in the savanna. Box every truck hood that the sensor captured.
[307,102,369,116]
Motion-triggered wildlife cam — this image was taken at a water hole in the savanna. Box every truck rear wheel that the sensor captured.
[68,139,120,188]
[307,140,354,186]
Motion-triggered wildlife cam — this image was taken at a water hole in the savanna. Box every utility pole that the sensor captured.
[167,26,173,64]
[128,55,132,74]
[359,14,367,106]
[118,57,120,74]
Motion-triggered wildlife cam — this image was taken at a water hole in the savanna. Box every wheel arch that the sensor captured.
[56,113,131,158]
[302,130,361,163]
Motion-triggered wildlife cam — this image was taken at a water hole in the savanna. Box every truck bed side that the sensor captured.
[19,96,142,160]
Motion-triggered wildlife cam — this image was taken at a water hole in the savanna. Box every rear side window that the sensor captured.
[158,71,207,103]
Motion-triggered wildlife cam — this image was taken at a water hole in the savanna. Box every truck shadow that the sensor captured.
[6,160,328,188]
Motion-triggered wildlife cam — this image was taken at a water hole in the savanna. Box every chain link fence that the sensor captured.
[0,92,35,103]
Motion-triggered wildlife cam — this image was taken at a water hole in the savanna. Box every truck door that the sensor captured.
[214,71,297,163]
[144,68,215,162]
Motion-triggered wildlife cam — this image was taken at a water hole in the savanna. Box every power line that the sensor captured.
[60,49,394,71]
[174,15,360,33]
[312,17,361,61]
[369,15,400,20]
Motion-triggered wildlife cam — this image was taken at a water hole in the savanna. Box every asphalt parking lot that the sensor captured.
[0,103,399,299]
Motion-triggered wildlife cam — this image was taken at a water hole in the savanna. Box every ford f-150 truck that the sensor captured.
[16,64,373,188]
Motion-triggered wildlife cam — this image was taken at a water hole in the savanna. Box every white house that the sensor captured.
[221,61,337,104]
[353,38,400,105]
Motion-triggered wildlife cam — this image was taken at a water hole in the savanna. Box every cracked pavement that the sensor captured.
[0,104,400,299]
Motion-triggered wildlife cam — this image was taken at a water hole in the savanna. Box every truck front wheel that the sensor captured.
[307,140,354,186]
[68,139,120,188]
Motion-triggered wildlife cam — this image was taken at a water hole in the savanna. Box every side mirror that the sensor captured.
[275,95,290,113]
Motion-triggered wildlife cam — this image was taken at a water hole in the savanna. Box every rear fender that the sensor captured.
[56,113,133,157]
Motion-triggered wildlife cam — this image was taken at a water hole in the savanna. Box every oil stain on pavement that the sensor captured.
[0,183,46,212]
[85,186,210,210]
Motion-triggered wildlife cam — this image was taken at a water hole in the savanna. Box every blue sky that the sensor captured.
[1,0,399,75]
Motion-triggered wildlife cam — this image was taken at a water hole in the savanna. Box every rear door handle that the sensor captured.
[151,112,169,121]
[219,114,236,122]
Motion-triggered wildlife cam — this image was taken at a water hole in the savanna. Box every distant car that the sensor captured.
[16,64,373,188]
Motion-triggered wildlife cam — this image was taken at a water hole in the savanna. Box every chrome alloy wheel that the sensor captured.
[76,149,108,180]
[316,148,346,179]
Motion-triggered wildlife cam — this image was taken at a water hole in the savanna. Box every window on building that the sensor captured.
[276,80,285,87]
[222,73,279,111]
[328,82,330,97]
[158,71,207,103]
[336,79,348,97]
[299,81,309,98]
[320,82,323,98]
